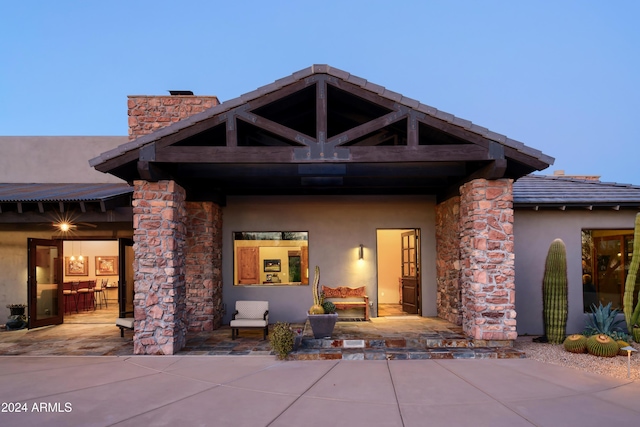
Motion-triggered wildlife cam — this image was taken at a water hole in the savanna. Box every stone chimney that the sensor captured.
[127,92,220,140]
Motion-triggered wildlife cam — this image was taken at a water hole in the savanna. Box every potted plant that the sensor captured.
[6,303,27,330]
[307,266,338,339]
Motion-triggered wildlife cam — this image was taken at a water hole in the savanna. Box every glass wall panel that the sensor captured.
[233,232,309,285]
[582,229,640,312]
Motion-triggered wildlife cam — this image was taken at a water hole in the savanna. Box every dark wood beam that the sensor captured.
[467,159,508,181]
[408,112,418,147]
[503,146,550,171]
[94,114,228,173]
[349,145,490,163]
[343,132,397,147]
[157,146,295,163]
[326,77,399,111]
[153,114,228,151]
[137,161,172,181]
[157,144,490,164]
[0,209,134,224]
[226,114,237,147]
[244,78,317,112]
[437,157,508,203]
[416,114,492,149]
[317,78,327,144]
[328,107,409,146]
[236,111,315,146]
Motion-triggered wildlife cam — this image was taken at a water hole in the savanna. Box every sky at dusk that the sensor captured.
[1,1,638,184]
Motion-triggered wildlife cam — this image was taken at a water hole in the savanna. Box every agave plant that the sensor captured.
[584,302,625,338]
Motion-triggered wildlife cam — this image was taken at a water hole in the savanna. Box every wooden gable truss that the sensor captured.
[92,66,553,204]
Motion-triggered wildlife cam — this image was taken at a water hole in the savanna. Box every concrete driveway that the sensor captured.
[0,356,638,426]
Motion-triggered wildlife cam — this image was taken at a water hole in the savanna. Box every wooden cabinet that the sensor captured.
[237,247,259,284]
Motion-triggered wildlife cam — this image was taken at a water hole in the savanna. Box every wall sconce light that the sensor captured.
[359,244,364,260]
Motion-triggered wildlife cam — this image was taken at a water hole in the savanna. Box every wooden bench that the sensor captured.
[322,286,370,320]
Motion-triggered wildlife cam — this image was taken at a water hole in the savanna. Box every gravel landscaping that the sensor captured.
[515,336,640,380]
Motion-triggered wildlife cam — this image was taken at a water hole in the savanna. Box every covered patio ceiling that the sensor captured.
[91,65,554,204]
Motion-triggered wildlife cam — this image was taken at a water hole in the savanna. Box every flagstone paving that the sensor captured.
[0,316,524,359]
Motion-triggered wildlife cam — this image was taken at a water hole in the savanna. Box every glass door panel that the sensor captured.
[28,238,63,328]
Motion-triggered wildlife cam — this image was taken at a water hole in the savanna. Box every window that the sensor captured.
[233,232,309,285]
[582,229,640,312]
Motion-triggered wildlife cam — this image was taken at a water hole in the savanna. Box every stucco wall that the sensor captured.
[514,209,639,335]
[0,136,127,183]
[222,195,436,324]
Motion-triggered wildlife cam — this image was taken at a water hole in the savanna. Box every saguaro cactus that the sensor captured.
[543,238,568,344]
[624,213,640,330]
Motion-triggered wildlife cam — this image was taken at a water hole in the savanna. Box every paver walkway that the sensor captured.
[0,356,638,426]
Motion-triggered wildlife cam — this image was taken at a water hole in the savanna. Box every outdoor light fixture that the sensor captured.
[359,244,364,260]
[58,222,71,232]
[621,346,637,378]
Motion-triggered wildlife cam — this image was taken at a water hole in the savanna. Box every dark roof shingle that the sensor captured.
[513,175,640,208]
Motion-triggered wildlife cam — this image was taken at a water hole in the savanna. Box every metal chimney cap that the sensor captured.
[168,90,194,96]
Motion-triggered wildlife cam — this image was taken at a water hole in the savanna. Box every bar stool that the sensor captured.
[63,281,79,313]
[94,279,108,309]
[77,280,96,310]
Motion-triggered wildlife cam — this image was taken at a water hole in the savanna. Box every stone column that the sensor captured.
[435,196,462,325]
[185,201,223,331]
[459,178,516,342]
[132,180,187,355]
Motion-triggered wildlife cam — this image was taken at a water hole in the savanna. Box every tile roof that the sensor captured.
[0,183,132,202]
[513,175,640,208]
[89,64,554,168]
[4,177,638,210]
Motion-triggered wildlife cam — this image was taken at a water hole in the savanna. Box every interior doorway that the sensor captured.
[61,239,120,324]
[376,229,421,317]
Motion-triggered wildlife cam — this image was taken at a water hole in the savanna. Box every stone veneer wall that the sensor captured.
[132,180,188,355]
[128,95,220,140]
[459,178,516,341]
[435,196,462,325]
[185,202,223,332]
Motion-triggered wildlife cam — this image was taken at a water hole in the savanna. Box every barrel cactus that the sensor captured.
[624,213,640,331]
[543,239,568,344]
[563,334,587,353]
[586,334,619,357]
[322,301,336,314]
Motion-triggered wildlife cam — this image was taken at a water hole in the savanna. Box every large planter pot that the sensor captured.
[308,313,338,339]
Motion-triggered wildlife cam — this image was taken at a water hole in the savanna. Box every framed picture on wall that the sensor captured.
[96,256,118,275]
[65,257,88,276]
[264,259,281,272]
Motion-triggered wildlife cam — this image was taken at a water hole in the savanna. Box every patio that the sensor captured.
[0,316,524,359]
